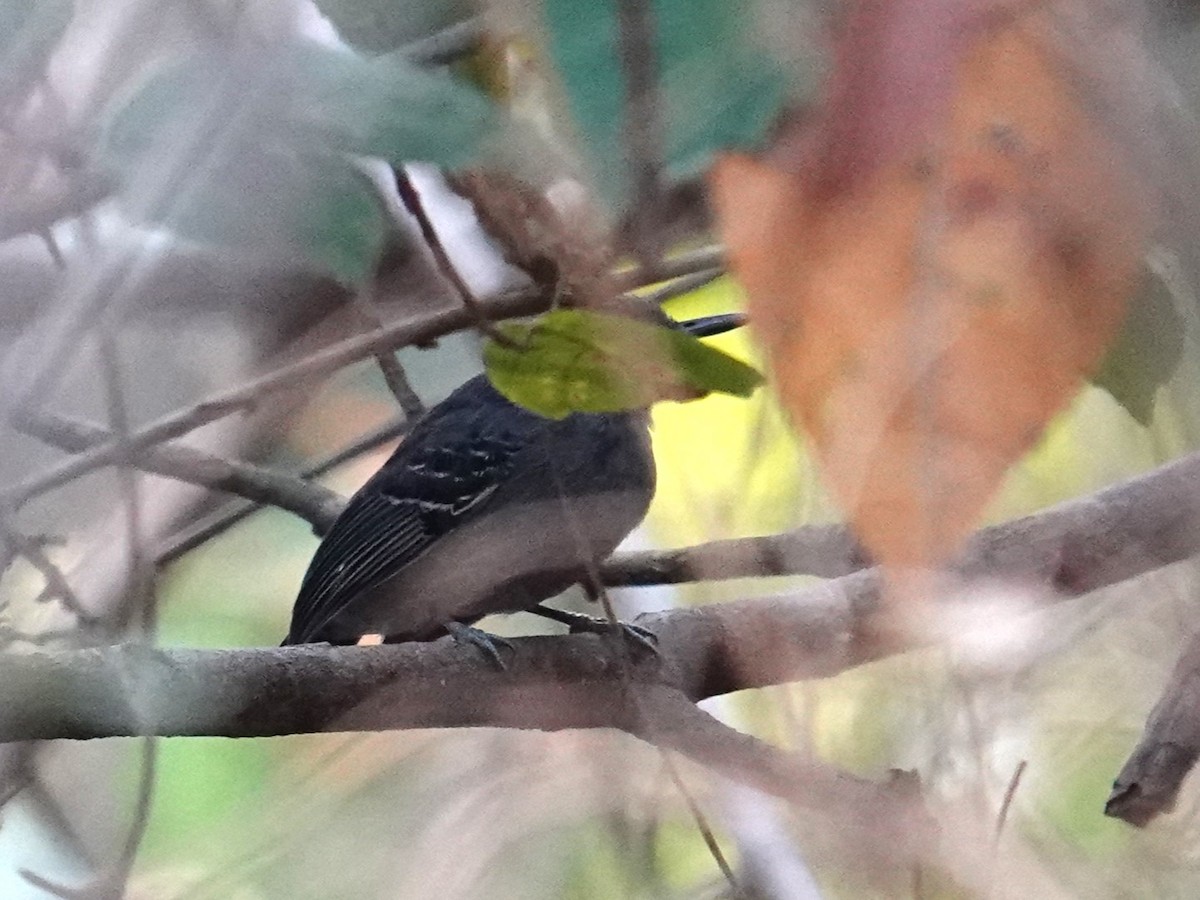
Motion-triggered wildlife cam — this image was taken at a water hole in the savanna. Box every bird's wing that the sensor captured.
[285,390,536,643]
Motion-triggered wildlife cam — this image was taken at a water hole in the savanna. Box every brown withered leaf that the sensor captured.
[709,3,1151,568]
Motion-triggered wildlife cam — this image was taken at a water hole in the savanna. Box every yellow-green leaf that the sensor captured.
[483,309,762,419]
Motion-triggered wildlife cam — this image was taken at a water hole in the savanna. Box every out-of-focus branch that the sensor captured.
[8,286,551,506]
[3,241,727,510]
[0,526,93,623]
[612,446,1200,603]
[603,523,867,585]
[154,413,412,563]
[1107,630,1200,826]
[19,410,344,533]
[615,0,667,270]
[613,245,724,293]
[400,17,485,67]
[0,171,113,244]
[353,291,425,419]
[393,167,516,345]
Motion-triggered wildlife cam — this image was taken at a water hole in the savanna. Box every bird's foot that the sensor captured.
[533,605,658,656]
[445,622,514,669]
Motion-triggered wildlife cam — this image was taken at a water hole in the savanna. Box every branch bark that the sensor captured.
[1107,629,1200,826]
[6,445,1200,732]
[4,432,1200,829]
[9,287,551,506]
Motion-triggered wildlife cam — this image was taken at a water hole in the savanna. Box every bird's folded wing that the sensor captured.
[286,410,532,643]
[286,491,435,642]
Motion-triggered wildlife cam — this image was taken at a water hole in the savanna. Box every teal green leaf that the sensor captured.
[1091,266,1184,426]
[101,43,495,283]
[541,0,792,206]
[0,0,73,98]
[483,309,762,419]
[290,43,495,167]
[311,0,470,55]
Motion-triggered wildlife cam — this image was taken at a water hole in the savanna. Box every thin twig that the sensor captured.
[995,759,1027,845]
[640,267,725,307]
[660,752,740,893]
[154,412,411,564]
[19,410,345,533]
[613,245,724,293]
[99,327,159,897]
[400,17,485,67]
[97,331,154,632]
[547,463,740,896]
[614,0,668,271]
[116,737,158,886]
[393,167,518,347]
[7,286,548,506]
[352,284,425,419]
[0,525,95,624]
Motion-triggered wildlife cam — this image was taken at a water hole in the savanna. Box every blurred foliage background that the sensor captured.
[1,0,1200,898]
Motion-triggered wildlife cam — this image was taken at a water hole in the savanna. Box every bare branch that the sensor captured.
[19,410,344,533]
[401,17,485,67]
[613,245,724,293]
[615,0,667,269]
[3,393,1200,834]
[603,523,867,585]
[0,445,1196,858]
[154,413,411,563]
[0,637,934,862]
[0,525,94,624]
[393,167,516,345]
[352,285,425,419]
[1107,629,1200,826]
[641,267,724,306]
[0,171,113,244]
[5,436,1200,741]
[8,286,549,506]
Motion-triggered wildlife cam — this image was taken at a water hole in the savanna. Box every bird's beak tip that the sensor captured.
[680,312,748,337]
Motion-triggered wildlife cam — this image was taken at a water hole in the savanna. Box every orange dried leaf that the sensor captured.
[709,7,1150,569]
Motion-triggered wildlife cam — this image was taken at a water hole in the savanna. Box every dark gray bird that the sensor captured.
[282,312,743,650]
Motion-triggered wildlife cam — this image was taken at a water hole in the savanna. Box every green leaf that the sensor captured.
[100,42,496,283]
[291,43,495,166]
[0,0,73,99]
[1091,265,1184,426]
[311,0,471,54]
[541,0,793,207]
[483,309,762,419]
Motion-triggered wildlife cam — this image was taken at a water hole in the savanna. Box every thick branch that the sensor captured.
[6,438,1200,742]
[2,445,1198,834]
[0,637,941,868]
[611,446,1200,594]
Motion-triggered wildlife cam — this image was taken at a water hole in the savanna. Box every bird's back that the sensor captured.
[284,375,654,645]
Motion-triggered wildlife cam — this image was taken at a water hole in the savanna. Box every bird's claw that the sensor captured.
[445,622,514,669]
[562,611,659,656]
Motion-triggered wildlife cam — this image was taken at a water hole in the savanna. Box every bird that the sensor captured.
[282,310,745,655]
